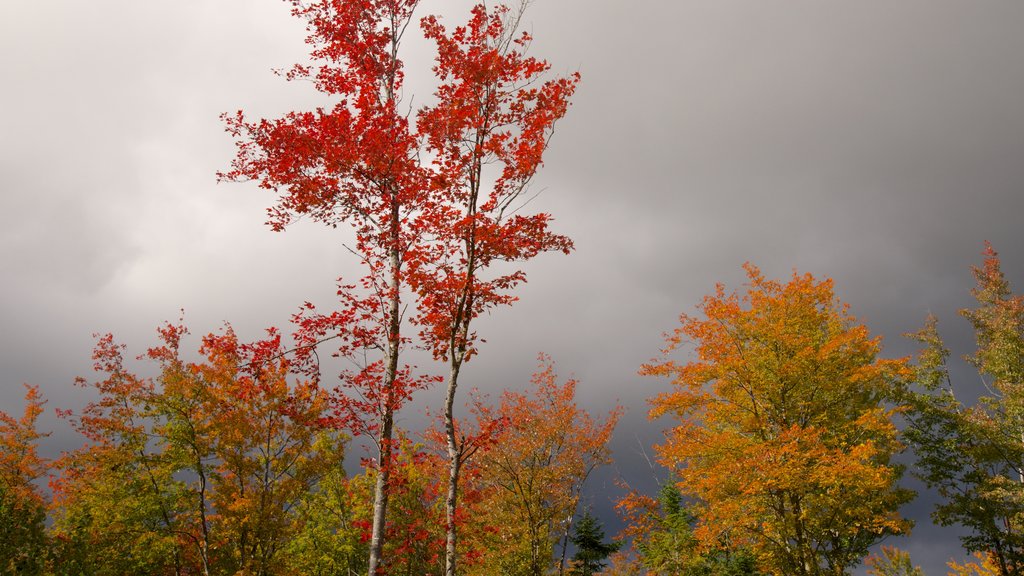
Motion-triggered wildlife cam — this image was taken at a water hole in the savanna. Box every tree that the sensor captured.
[568,509,620,576]
[471,358,620,576]
[377,437,448,576]
[285,456,368,576]
[616,482,762,576]
[223,1,576,572]
[864,547,925,576]
[412,5,577,574]
[948,552,1003,576]
[599,551,645,576]
[644,264,912,576]
[616,483,695,575]
[223,2,577,573]
[903,244,1024,576]
[956,243,1024,576]
[222,0,430,571]
[51,323,341,576]
[0,385,48,575]
[50,333,186,576]
[176,326,341,576]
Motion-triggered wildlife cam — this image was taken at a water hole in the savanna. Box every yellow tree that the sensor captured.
[864,546,924,576]
[948,552,1003,576]
[51,323,341,576]
[50,334,187,576]
[644,264,912,576]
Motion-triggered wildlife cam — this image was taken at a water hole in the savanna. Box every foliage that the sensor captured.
[568,508,620,576]
[382,439,449,576]
[49,333,184,576]
[50,323,340,576]
[644,264,912,576]
[221,2,578,572]
[947,552,1002,576]
[410,2,577,367]
[222,0,435,570]
[864,546,925,576]
[410,4,578,573]
[287,433,449,576]
[0,386,48,575]
[616,482,763,576]
[0,483,47,576]
[284,458,367,576]
[903,244,1024,576]
[600,551,645,576]
[469,358,620,576]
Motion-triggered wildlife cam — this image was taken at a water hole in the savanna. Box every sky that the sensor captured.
[2,1,1024,573]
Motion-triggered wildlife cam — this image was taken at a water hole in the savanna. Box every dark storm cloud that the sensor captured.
[3,1,1023,573]
[467,3,1024,572]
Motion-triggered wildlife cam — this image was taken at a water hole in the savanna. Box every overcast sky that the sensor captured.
[3,1,1024,573]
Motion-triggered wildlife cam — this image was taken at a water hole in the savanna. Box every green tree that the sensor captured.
[904,245,1024,576]
[49,335,184,576]
[617,483,763,576]
[0,483,47,576]
[568,509,620,576]
[284,461,367,576]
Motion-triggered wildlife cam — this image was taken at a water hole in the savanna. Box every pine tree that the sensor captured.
[570,509,621,576]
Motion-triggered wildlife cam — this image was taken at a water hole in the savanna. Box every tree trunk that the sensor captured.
[367,404,395,576]
[368,211,403,576]
[789,493,812,576]
[444,355,464,576]
[443,192,477,575]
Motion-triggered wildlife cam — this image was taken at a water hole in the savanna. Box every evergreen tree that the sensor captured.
[570,509,621,576]
[633,483,764,576]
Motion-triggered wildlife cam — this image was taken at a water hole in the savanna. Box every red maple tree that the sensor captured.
[221,1,429,571]
[221,2,577,573]
[411,5,578,575]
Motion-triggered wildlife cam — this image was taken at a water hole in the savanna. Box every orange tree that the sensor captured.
[468,358,620,576]
[643,264,912,576]
[0,385,48,575]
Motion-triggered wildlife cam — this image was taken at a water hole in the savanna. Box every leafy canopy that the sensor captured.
[645,264,912,576]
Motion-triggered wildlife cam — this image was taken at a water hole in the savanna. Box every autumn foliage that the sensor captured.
[467,358,621,576]
[6,235,1024,576]
[0,385,48,574]
[644,264,913,575]
[221,0,577,572]
[5,0,1023,574]
[47,324,341,576]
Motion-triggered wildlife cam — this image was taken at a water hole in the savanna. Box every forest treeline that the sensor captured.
[1,329,618,576]
[4,0,1022,574]
[3,246,1023,576]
